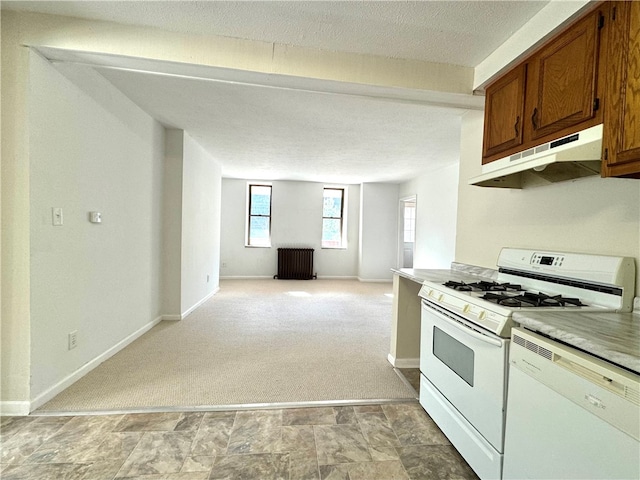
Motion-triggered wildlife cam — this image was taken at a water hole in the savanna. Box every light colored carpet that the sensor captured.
[37,279,416,412]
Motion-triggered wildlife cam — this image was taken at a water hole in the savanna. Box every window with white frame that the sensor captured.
[246,184,272,247]
[404,201,416,243]
[322,187,346,248]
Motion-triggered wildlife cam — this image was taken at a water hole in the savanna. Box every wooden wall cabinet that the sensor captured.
[482,6,607,166]
[602,1,640,178]
[525,11,601,142]
[482,65,526,161]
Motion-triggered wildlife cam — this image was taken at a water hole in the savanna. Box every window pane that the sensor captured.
[249,216,270,246]
[250,186,271,216]
[323,189,342,218]
[403,204,416,242]
[322,218,342,247]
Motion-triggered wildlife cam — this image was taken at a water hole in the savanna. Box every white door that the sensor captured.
[398,196,416,268]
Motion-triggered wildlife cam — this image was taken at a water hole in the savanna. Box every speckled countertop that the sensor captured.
[391,263,497,285]
[514,311,640,375]
[391,265,640,375]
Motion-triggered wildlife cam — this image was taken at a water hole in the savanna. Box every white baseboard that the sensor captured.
[29,315,163,412]
[316,276,358,280]
[0,401,31,416]
[220,275,273,280]
[220,275,392,283]
[358,277,393,283]
[387,353,420,369]
[180,287,219,319]
[162,314,182,321]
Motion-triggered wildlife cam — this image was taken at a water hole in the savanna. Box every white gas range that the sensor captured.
[417,248,635,480]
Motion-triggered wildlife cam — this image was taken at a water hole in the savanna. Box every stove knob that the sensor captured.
[428,290,435,297]
[478,310,487,321]
[438,294,444,302]
[463,304,470,313]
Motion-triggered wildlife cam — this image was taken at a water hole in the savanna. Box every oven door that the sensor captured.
[420,299,508,451]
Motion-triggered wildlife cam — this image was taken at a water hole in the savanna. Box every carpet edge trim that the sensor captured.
[31,397,419,416]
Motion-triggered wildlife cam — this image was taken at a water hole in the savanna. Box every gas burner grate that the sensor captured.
[443,280,522,292]
[468,281,522,292]
[481,291,586,308]
[443,281,472,291]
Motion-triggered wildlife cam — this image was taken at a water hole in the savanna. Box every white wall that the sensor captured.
[162,130,184,317]
[180,133,222,315]
[398,163,460,269]
[358,183,400,281]
[2,11,33,408]
[220,179,360,278]
[455,110,640,294]
[28,53,165,401]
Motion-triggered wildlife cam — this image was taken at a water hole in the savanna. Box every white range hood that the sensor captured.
[469,124,604,188]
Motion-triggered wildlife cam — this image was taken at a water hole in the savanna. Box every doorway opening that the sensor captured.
[399,196,416,268]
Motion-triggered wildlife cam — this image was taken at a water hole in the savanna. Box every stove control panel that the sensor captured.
[532,253,565,267]
[419,284,511,337]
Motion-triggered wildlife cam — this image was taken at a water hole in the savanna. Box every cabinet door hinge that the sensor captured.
[604,148,608,161]
[598,12,605,29]
[593,98,600,111]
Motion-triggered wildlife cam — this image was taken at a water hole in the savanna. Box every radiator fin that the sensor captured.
[275,248,316,280]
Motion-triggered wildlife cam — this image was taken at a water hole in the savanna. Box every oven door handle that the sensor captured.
[424,301,504,348]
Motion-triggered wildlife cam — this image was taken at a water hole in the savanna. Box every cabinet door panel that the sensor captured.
[529,12,600,140]
[482,65,526,162]
[603,1,640,176]
[618,2,640,162]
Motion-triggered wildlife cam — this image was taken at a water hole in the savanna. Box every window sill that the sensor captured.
[245,244,272,248]
[321,246,348,250]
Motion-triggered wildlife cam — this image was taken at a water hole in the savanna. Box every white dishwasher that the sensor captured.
[503,327,640,480]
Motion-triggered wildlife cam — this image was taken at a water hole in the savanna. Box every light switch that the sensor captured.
[52,207,63,226]
[89,212,102,223]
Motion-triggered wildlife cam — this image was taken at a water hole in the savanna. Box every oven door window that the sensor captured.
[433,326,474,386]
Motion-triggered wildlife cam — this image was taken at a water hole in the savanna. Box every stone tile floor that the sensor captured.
[0,403,478,479]
[397,369,421,394]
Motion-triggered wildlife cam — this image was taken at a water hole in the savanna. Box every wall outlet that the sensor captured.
[68,331,78,350]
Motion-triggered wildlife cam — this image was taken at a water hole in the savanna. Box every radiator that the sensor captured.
[274,248,317,280]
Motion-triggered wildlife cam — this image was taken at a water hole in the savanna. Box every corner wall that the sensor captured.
[180,133,222,316]
[28,53,166,403]
[359,183,399,281]
[1,9,32,411]
[162,130,184,317]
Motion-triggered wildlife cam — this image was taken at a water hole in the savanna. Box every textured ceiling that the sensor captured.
[89,64,465,183]
[5,1,551,183]
[4,1,549,67]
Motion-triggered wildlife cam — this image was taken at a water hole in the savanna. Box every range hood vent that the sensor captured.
[469,124,603,188]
